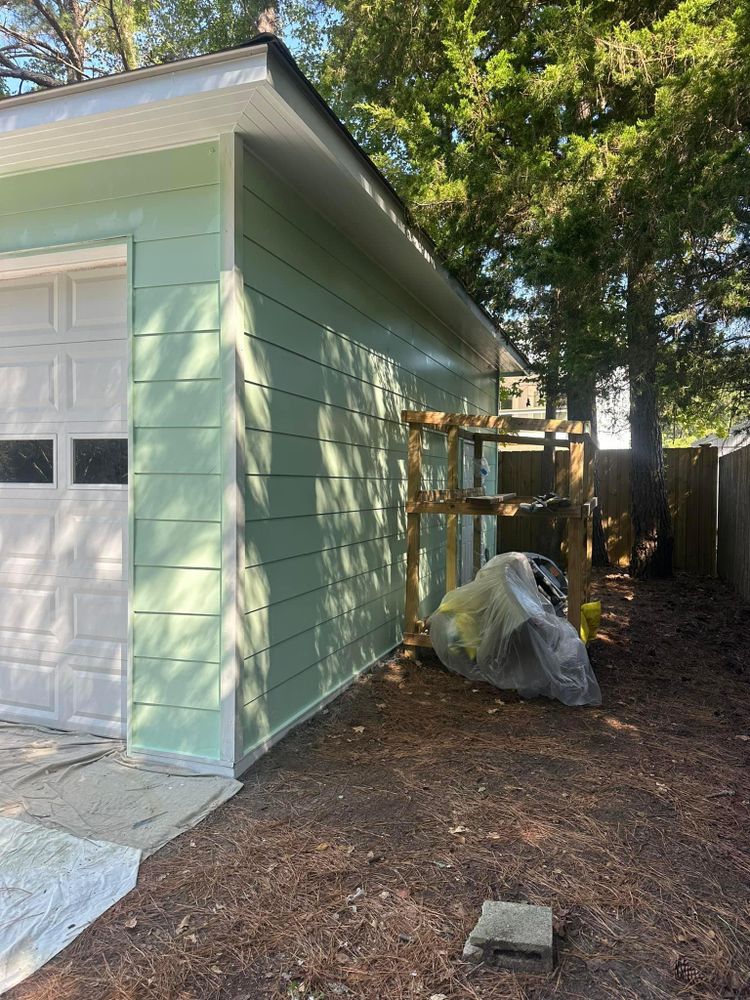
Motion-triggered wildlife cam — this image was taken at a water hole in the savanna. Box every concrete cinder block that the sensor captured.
[462,900,554,974]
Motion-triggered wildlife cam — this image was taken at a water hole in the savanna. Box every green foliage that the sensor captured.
[313,0,750,437]
[0,1,293,92]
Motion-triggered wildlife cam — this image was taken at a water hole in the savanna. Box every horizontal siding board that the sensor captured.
[0,185,220,255]
[133,656,220,711]
[244,532,444,614]
[243,247,486,411]
[243,564,400,654]
[246,381,404,453]
[133,233,220,288]
[244,329,467,426]
[242,590,401,704]
[133,331,221,382]
[0,144,219,219]
[240,620,397,755]
[134,473,221,522]
[131,702,220,759]
[134,566,221,615]
[135,519,222,569]
[243,554,445,654]
[133,379,221,428]
[245,474,405,520]
[133,283,220,335]
[242,161,491,379]
[245,429,447,481]
[246,507,403,565]
[133,611,220,663]
[245,334,410,424]
[134,428,221,474]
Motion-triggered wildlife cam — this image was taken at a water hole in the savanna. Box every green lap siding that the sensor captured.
[2,134,502,772]
[240,149,496,759]
[0,143,225,763]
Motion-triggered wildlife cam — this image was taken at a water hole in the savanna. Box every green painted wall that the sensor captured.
[1,138,500,772]
[239,149,497,758]
[0,145,225,762]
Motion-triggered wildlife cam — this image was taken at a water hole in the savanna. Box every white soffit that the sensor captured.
[0,42,526,374]
[0,47,268,175]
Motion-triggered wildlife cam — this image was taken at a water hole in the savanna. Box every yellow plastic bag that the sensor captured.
[580,601,601,644]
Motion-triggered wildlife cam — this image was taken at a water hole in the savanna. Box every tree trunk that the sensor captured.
[566,375,610,567]
[626,256,673,578]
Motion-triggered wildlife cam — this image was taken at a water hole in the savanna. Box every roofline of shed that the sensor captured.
[0,35,529,375]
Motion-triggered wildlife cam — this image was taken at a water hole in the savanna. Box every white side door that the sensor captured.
[0,249,128,737]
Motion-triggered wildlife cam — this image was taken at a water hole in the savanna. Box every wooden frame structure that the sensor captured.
[402,410,597,649]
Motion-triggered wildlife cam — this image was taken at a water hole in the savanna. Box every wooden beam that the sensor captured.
[567,439,590,630]
[402,410,590,435]
[404,426,423,634]
[484,433,568,449]
[407,497,590,518]
[473,434,483,575]
[402,631,433,648]
[569,439,585,505]
[446,424,459,592]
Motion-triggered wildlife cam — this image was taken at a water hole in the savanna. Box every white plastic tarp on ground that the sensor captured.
[0,723,241,994]
[0,817,140,994]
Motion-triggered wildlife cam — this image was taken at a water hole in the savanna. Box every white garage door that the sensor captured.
[0,248,128,737]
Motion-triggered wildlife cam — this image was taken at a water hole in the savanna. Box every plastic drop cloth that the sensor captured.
[0,817,140,995]
[429,552,601,706]
[0,722,241,994]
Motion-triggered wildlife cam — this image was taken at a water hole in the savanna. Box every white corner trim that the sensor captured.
[218,131,246,767]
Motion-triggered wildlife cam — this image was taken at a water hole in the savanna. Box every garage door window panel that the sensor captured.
[71,437,127,487]
[0,437,55,485]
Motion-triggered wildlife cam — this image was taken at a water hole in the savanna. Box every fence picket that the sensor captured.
[718,444,750,600]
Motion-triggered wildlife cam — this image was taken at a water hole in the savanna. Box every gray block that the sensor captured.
[462,900,554,973]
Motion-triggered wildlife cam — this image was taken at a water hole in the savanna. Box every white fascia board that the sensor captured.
[0,46,268,134]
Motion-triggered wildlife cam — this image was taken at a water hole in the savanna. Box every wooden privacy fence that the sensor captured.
[718,444,750,601]
[498,445,718,575]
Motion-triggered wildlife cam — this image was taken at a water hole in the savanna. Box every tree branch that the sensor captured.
[0,57,61,88]
[30,0,81,73]
[107,0,131,70]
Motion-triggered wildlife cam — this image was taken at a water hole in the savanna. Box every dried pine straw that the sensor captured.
[10,572,750,1000]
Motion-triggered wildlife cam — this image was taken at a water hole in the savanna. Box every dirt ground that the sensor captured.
[12,571,750,1000]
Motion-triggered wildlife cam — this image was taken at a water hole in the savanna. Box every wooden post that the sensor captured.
[567,439,585,633]
[583,436,593,600]
[404,424,423,634]
[446,424,459,592]
[473,434,483,575]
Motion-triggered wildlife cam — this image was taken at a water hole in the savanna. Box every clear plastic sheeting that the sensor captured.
[0,723,241,994]
[0,817,139,995]
[429,552,602,706]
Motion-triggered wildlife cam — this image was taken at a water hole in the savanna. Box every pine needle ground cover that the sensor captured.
[11,573,750,1000]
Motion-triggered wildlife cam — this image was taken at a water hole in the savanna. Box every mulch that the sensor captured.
[11,571,750,1000]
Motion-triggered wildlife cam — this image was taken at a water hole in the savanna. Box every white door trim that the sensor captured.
[0,244,127,280]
